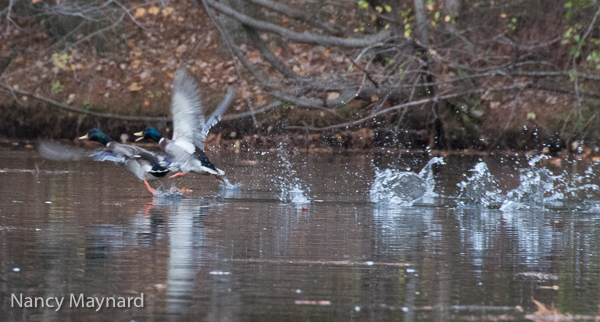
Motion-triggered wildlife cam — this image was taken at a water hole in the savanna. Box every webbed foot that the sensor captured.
[169,172,187,179]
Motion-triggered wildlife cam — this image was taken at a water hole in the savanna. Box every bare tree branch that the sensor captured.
[244,0,342,35]
[284,86,525,131]
[243,25,299,79]
[0,82,169,121]
[222,100,281,120]
[203,0,390,48]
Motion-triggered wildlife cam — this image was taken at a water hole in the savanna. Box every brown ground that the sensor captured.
[0,0,594,156]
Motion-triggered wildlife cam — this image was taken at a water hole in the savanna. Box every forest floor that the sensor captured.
[0,0,593,157]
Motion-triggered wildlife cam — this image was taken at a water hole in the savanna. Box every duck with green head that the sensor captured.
[79,128,170,196]
[134,67,226,182]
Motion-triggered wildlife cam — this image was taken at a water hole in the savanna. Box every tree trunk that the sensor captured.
[413,0,428,45]
[444,0,462,32]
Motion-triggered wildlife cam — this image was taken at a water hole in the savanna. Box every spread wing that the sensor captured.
[199,85,235,140]
[38,140,90,161]
[171,67,205,151]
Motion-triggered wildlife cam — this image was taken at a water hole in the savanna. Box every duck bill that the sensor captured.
[134,131,144,141]
[79,134,89,140]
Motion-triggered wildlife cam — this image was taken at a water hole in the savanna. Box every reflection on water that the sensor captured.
[2,150,600,321]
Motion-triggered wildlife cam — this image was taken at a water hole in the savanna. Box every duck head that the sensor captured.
[134,127,163,142]
[79,128,114,146]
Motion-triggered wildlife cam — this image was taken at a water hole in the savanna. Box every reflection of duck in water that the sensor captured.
[134,67,227,183]
[79,128,170,196]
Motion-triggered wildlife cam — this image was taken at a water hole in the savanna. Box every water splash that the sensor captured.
[273,144,310,205]
[153,186,184,198]
[370,158,443,205]
[500,156,554,211]
[457,162,504,208]
[418,157,446,197]
[219,178,242,199]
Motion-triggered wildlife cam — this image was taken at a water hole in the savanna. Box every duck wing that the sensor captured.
[199,85,236,141]
[38,140,126,163]
[171,67,205,152]
[38,140,90,161]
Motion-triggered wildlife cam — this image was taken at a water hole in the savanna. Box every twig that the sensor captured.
[0,82,169,122]
[202,0,260,127]
[112,0,148,30]
[222,101,282,120]
[341,51,378,87]
[204,0,390,48]
[201,0,347,113]
[244,0,342,35]
[285,86,524,131]
[244,25,299,79]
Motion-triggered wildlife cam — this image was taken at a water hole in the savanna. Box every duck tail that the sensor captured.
[150,164,170,178]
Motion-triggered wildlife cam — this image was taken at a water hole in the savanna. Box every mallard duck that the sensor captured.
[79,128,170,196]
[134,67,226,182]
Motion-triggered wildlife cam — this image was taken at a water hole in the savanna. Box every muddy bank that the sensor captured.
[0,99,587,156]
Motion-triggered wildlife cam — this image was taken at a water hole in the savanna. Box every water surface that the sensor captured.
[1,149,599,321]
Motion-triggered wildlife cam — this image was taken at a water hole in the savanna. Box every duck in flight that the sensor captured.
[79,128,170,196]
[134,67,227,183]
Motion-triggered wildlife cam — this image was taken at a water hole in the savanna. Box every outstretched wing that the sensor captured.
[90,149,126,163]
[171,67,205,151]
[38,140,90,161]
[199,85,235,141]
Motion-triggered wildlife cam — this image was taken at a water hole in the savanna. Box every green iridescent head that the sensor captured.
[79,128,114,146]
[134,127,163,143]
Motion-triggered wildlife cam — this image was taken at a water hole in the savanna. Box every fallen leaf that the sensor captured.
[148,6,159,15]
[323,49,330,58]
[67,94,76,105]
[371,95,378,102]
[144,98,150,106]
[134,8,146,19]
[129,82,143,91]
[162,7,174,17]
[327,92,340,100]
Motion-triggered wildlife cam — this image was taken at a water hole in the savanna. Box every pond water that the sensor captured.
[2,148,600,321]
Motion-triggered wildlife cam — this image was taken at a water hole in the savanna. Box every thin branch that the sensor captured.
[243,0,342,35]
[112,0,148,30]
[201,0,349,113]
[0,83,169,122]
[202,0,261,127]
[285,86,525,131]
[203,0,390,48]
[244,25,299,79]
[222,100,282,120]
